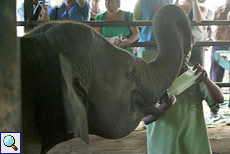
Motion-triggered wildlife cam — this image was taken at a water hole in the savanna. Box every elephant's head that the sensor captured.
[85,4,192,139]
[21,4,192,153]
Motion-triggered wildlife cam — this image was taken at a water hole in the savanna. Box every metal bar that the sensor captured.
[83,21,153,26]
[195,41,230,47]
[17,21,43,27]
[191,20,230,26]
[24,0,34,31]
[215,82,230,87]
[16,35,229,47]
[84,20,230,26]
[130,41,230,47]
[17,20,230,27]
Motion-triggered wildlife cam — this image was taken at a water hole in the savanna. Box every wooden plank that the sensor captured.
[0,1,21,132]
[17,20,230,27]
[215,82,230,87]
[214,50,230,71]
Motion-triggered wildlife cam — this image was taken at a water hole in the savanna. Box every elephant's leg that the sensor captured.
[21,54,42,154]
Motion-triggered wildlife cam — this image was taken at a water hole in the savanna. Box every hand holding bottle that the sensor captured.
[193,63,209,84]
[143,95,177,125]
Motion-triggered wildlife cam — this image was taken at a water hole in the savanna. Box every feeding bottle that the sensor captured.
[167,67,202,95]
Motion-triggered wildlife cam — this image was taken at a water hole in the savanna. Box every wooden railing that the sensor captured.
[17,20,230,47]
[17,20,230,26]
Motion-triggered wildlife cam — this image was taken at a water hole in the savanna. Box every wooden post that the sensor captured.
[24,0,33,21]
[0,1,21,132]
[24,0,34,31]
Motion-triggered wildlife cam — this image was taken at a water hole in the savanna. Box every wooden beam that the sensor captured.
[0,1,21,132]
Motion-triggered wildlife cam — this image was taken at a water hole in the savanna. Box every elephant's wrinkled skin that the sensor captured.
[20,5,192,154]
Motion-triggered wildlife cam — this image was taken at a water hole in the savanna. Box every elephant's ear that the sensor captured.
[59,53,89,143]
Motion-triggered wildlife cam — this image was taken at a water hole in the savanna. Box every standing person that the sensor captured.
[94,0,140,54]
[133,0,173,61]
[209,0,230,118]
[40,0,90,21]
[90,0,103,20]
[18,0,39,21]
[227,11,230,126]
[146,48,224,154]
[175,0,214,67]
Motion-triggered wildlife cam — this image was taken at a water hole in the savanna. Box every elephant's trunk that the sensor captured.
[148,5,192,101]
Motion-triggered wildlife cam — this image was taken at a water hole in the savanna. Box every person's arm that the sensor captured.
[128,24,141,43]
[193,64,224,103]
[77,0,88,8]
[94,27,101,33]
[93,15,102,34]
[114,13,140,47]
[227,11,230,40]
[18,3,25,21]
[228,11,230,21]
[133,0,142,20]
[39,5,50,21]
[213,5,222,20]
[192,0,208,22]
[114,24,140,47]
[227,11,230,34]
[227,10,230,33]
[174,0,179,5]
[205,9,214,41]
[143,95,177,125]
[205,26,213,41]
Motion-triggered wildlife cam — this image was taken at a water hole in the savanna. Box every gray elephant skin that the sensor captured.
[20,5,192,154]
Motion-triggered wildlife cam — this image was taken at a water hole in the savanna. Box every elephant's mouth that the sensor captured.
[131,91,151,108]
[131,91,166,117]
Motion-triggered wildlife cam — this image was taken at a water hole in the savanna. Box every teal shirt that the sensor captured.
[95,10,134,53]
[138,0,173,50]
[48,1,91,21]
[146,66,217,154]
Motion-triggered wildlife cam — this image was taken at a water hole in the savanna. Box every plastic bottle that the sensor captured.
[167,67,202,95]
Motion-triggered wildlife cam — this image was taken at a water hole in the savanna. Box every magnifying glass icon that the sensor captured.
[3,135,18,151]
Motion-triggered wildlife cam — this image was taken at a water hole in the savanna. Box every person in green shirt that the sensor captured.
[145,48,224,154]
[94,0,140,54]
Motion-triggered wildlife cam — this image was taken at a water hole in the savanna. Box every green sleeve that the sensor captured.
[129,12,134,21]
[95,12,106,21]
[94,15,101,21]
[199,82,218,109]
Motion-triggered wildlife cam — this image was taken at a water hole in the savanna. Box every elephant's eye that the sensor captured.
[126,68,135,82]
